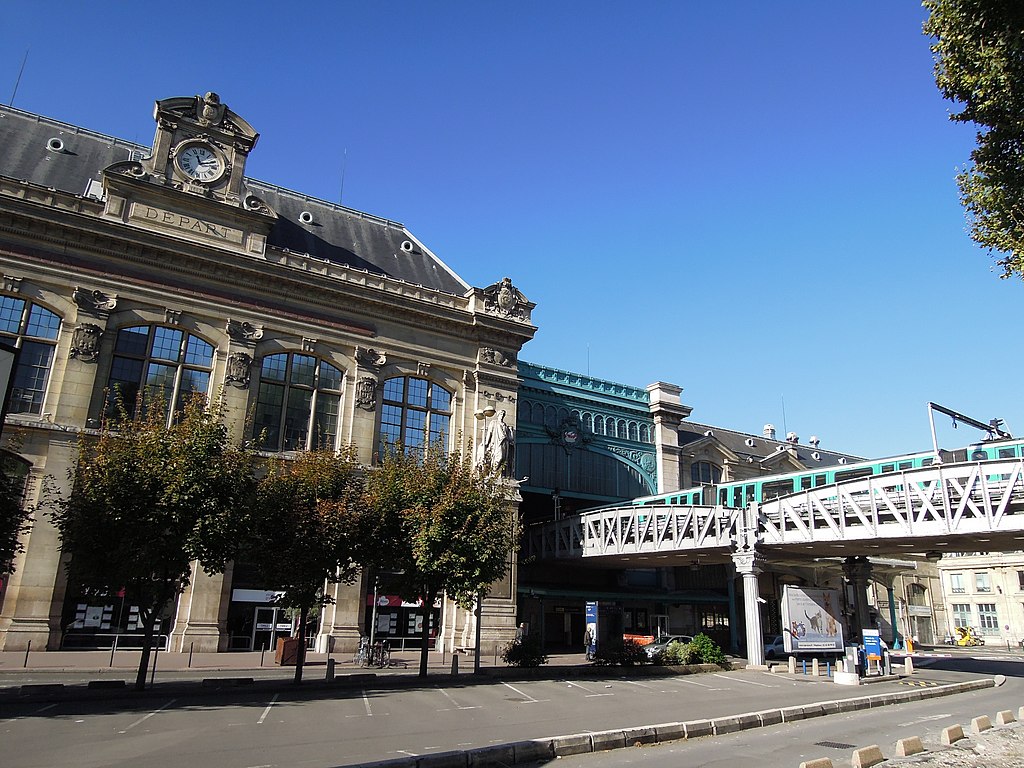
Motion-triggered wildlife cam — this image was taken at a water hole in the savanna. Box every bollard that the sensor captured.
[451,653,459,675]
[188,641,194,669]
[788,655,797,675]
[904,656,913,676]
[802,659,807,675]
[826,660,831,678]
[812,658,820,677]
[110,635,117,668]
[325,658,336,682]
[23,639,31,669]
[261,642,267,668]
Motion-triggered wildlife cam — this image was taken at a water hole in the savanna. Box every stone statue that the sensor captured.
[480,409,515,476]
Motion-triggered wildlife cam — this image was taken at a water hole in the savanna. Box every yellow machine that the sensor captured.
[953,626,985,647]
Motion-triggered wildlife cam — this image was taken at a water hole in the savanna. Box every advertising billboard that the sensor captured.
[780,585,844,653]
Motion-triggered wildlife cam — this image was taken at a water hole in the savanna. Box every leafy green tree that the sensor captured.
[364,443,520,677]
[49,397,256,690]
[924,0,1024,277]
[244,447,367,684]
[0,454,32,577]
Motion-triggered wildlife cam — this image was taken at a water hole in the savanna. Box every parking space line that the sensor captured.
[618,679,657,690]
[1,703,56,725]
[118,698,177,734]
[713,673,776,687]
[500,681,545,703]
[669,676,719,689]
[362,689,374,717]
[562,680,613,697]
[256,693,279,725]
[436,685,479,711]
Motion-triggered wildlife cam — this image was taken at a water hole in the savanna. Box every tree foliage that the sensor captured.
[49,396,255,689]
[924,0,1024,277]
[364,443,520,676]
[244,447,367,683]
[0,454,32,576]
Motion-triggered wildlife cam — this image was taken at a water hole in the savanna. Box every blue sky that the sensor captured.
[1,2,1018,459]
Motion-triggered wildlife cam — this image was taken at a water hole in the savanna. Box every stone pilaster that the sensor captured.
[168,564,232,652]
[645,382,692,493]
[732,549,766,666]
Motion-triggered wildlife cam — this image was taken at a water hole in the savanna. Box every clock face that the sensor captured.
[175,143,224,183]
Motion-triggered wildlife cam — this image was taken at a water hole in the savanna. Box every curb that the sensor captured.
[338,678,997,768]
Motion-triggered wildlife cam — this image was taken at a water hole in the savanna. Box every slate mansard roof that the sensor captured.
[678,420,863,468]
[0,105,469,296]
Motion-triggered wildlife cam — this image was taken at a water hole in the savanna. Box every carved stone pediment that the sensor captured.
[482,277,529,320]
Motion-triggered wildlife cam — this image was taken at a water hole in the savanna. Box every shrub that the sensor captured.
[689,633,728,667]
[657,640,697,666]
[593,638,648,666]
[501,633,548,667]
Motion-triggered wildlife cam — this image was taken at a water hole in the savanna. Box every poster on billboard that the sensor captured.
[584,601,598,660]
[780,585,844,653]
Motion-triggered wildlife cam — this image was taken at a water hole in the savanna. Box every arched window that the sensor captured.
[531,402,545,424]
[594,415,604,435]
[583,413,593,433]
[907,583,928,607]
[639,424,650,443]
[380,375,452,452]
[0,295,60,415]
[617,419,626,438]
[253,352,344,451]
[544,405,557,427]
[628,422,639,441]
[107,325,214,422]
[690,461,722,486]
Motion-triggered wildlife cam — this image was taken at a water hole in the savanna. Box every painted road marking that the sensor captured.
[669,676,722,690]
[436,685,479,711]
[257,693,279,725]
[713,673,776,687]
[501,681,546,703]
[119,698,177,734]
[898,712,951,727]
[0,703,56,725]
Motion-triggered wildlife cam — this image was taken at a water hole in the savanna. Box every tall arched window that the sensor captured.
[628,422,639,441]
[690,461,722,486]
[253,352,344,451]
[380,375,452,453]
[594,415,604,435]
[107,325,214,422]
[0,295,61,415]
[639,424,650,443]
[582,413,593,433]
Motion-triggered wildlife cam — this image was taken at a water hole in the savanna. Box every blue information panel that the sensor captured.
[862,628,882,660]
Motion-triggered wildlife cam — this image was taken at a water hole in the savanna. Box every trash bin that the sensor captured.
[276,637,299,666]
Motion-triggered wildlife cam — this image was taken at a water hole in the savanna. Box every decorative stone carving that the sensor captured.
[482,277,528,320]
[164,308,182,326]
[301,337,317,353]
[3,275,23,293]
[73,286,117,313]
[547,416,591,454]
[226,319,264,342]
[478,409,515,477]
[225,352,253,389]
[355,346,387,371]
[195,91,226,128]
[480,347,513,367]
[355,377,377,411]
[417,361,431,377]
[69,323,103,362]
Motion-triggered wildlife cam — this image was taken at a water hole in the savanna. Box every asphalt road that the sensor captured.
[553,666,1024,768]
[0,656,1015,768]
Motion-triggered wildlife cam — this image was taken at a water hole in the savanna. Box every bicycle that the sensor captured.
[370,640,391,668]
[355,636,371,667]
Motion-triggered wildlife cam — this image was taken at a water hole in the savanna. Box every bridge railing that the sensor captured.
[759,458,1024,545]
[527,505,735,559]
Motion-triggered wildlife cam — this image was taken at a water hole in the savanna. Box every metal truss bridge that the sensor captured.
[526,457,1024,567]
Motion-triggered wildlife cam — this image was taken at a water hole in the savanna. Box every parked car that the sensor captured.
[763,635,788,659]
[643,634,694,660]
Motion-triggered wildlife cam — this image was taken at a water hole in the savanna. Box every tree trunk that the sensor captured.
[293,605,308,685]
[135,610,159,691]
[417,588,437,678]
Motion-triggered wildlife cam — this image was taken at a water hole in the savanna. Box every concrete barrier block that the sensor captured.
[780,705,806,722]
[756,709,783,726]
[87,679,127,690]
[551,733,593,757]
[941,724,965,745]
[819,701,840,716]
[851,744,885,768]
[590,729,626,752]
[683,719,713,738]
[18,684,64,696]
[1019,706,1024,722]
[836,697,867,713]
[467,744,514,766]
[971,715,992,734]
[904,657,914,675]
[799,759,834,768]
[652,722,686,743]
[712,713,758,735]
[799,704,825,720]
[623,726,656,746]
[895,736,925,756]
[996,709,1016,725]
[513,739,553,763]
[833,670,860,686]
[416,751,468,768]
[788,656,797,674]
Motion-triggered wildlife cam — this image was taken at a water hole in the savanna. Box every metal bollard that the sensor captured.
[326,658,336,682]
[451,653,459,675]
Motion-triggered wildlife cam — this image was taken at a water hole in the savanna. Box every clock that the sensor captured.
[174,142,224,183]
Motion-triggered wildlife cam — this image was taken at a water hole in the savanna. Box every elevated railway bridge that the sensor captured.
[527,455,1024,665]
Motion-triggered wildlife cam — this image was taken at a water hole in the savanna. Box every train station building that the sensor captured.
[0,92,950,660]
